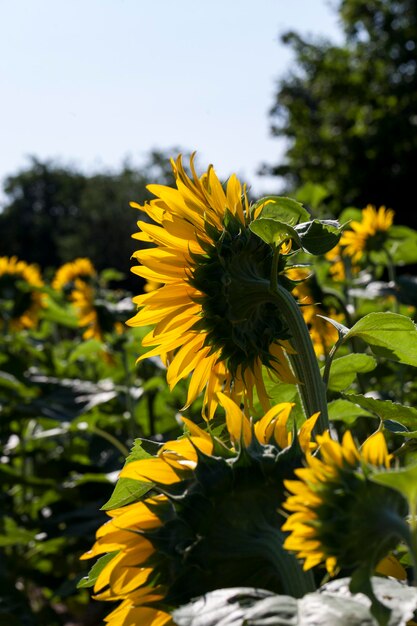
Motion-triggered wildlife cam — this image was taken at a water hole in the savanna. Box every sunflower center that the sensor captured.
[189,214,292,374]
[366,229,389,251]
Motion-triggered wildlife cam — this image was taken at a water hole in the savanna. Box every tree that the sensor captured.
[264,0,417,225]
[0,150,181,286]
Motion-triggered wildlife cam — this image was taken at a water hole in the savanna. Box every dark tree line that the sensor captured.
[265,0,417,226]
[0,151,179,287]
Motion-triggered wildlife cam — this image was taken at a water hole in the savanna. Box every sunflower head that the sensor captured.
[128,155,303,418]
[283,431,407,576]
[81,398,320,625]
[340,205,394,263]
[0,256,44,330]
[52,258,96,295]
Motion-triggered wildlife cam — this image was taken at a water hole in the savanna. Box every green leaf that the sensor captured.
[101,439,154,511]
[328,398,374,425]
[370,463,417,513]
[294,219,342,255]
[77,552,118,588]
[295,182,329,211]
[253,195,310,225]
[344,312,417,366]
[388,225,417,265]
[323,354,377,391]
[338,207,362,224]
[68,339,105,362]
[249,218,301,248]
[40,296,78,327]
[340,393,417,432]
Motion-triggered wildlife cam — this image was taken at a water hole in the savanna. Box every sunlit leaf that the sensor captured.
[344,312,417,366]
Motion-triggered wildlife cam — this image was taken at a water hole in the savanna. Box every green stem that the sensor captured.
[269,281,329,434]
[92,426,130,458]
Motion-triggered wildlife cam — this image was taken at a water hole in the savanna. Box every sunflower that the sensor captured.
[340,205,394,263]
[288,268,341,358]
[52,258,96,293]
[81,397,320,624]
[71,278,103,340]
[128,154,299,419]
[0,256,44,330]
[282,430,407,576]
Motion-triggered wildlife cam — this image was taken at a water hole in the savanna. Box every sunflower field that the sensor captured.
[3,155,417,626]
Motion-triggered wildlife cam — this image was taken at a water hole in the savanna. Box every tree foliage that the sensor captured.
[0,150,180,285]
[265,0,417,225]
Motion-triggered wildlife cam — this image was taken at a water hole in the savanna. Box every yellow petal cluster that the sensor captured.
[83,398,317,625]
[52,258,96,291]
[340,205,394,262]
[128,154,296,419]
[283,430,392,574]
[0,256,44,329]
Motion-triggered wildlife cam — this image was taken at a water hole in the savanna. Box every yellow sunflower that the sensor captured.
[340,205,394,263]
[288,268,342,358]
[282,430,407,576]
[128,154,298,419]
[81,397,320,624]
[52,258,96,293]
[0,256,44,330]
[324,243,361,282]
[71,278,103,340]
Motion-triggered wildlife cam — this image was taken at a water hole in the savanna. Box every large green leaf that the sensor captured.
[328,398,374,425]
[252,195,310,225]
[323,354,377,391]
[344,312,417,366]
[370,463,417,512]
[249,218,301,248]
[341,393,417,432]
[388,225,417,265]
[294,219,342,255]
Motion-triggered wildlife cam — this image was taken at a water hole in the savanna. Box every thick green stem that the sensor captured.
[270,283,329,434]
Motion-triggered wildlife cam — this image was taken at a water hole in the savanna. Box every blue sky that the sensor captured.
[2,0,342,198]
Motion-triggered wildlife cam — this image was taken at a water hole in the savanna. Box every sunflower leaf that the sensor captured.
[343,312,417,366]
[294,219,342,255]
[322,354,377,391]
[340,393,417,432]
[249,218,302,249]
[328,398,374,425]
[253,195,310,225]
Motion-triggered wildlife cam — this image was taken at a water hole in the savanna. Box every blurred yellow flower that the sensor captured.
[340,205,394,263]
[288,268,341,358]
[52,258,96,292]
[0,256,44,330]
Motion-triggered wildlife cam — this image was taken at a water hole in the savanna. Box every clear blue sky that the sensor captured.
[2,0,342,199]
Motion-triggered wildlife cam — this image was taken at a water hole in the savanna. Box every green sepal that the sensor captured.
[77,551,118,589]
[101,439,154,511]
